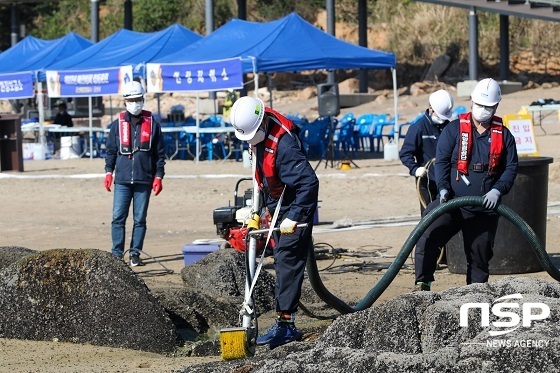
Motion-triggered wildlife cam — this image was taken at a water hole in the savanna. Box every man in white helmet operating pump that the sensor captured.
[104,80,166,267]
[413,78,518,291]
[400,89,454,214]
[230,95,319,349]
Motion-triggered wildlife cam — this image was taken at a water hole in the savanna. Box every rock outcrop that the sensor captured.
[0,249,177,354]
[183,276,560,372]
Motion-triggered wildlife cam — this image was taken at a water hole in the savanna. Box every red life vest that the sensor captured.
[254,108,296,199]
[118,110,153,155]
[457,112,504,176]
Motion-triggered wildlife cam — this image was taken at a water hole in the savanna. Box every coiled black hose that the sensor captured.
[306,196,560,315]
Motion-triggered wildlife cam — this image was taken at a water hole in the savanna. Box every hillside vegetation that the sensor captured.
[1,0,558,86]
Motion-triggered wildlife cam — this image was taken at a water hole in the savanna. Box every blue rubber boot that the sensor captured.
[256,322,281,345]
[267,323,302,349]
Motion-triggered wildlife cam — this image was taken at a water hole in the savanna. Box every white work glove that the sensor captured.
[415,167,427,178]
[483,188,501,209]
[280,218,298,235]
[439,189,450,204]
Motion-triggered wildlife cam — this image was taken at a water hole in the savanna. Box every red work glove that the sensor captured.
[104,172,113,192]
[152,177,163,196]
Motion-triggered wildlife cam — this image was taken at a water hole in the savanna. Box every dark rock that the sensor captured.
[190,339,221,357]
[185,277,560,372]
[181,248,276,313]
[0,249,177,353]
[152,287,240,335]
[317,292,441,353]
[424,54,451,81]
[0,246,37,271]
[376,347,459,372]
[315,310,370,350]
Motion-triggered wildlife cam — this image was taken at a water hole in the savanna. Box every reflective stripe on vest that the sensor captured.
[254,108,296,199]
[457,112,504,176]
[118,110,153,155]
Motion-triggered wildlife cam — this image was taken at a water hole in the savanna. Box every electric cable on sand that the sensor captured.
[306,196,560,315]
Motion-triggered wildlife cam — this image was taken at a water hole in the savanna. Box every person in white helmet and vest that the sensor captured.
[104,80,166,267]
[400,89,454,214]
[230,95,319,349]
[413,78,518,291]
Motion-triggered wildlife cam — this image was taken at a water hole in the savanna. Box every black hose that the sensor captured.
[306,196,560,315]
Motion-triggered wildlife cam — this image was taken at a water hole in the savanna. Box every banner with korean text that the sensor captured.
[0,71,34,100]
[45,66,133,98]
[146,58,243,93]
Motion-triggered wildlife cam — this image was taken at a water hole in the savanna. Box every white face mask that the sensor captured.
[431,115,446,125]
[126,101,144,116]
[472,103,494,124]
[248,128,266,146]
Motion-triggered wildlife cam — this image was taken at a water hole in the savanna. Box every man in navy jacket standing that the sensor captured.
[400,89,454,213]
[229,96,319,349]
[104,80,166,267]
[413,78,518,291]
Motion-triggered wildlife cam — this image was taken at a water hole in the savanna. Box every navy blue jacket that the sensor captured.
[399,110,447,180]
[104,111,166,185]
[435,116,518,211]
[255,123,319,223]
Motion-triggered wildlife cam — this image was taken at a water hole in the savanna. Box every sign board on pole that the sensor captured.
[503,114,538,156]
[146,58,243,93]
[45,66,133,98]
[0,71,34,100]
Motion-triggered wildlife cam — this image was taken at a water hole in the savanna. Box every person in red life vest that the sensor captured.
[229,96,319,349]
[413,78,518,291]
[104,80,166,267]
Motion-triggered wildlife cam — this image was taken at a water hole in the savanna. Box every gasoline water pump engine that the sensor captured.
[212,178,272,253]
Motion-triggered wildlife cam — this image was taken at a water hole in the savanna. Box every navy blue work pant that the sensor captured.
[414,199,499,285]
[272,224,313,314]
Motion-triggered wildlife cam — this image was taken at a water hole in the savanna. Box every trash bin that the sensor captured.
[446,156,553,274]
[0,114,24,172]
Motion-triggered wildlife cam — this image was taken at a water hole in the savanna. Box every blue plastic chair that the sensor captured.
[333,117,356,158]
[368,114,393,152]
[398,113,424,140]
[301,117,329,159]
[355,114,376,151]
[333,113,356,156]
[451,105,467,120]
[199,116,227,160]
[285,113,309,129]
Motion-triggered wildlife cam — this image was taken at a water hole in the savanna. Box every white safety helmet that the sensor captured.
[471,78,501,106]
[123,81,145,100]
[229,96,265,141]
[429,90,454,120]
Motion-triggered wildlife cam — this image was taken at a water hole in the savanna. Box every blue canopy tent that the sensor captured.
[0,32,93,78]
[153,13,400,158]
[0,36,54,71]
[46,24,202,159]
[156,13,395,73]
[49,24,202,77]
[0,32,94,159]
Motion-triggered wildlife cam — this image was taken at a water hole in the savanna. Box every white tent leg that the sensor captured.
[89,96,93,160]
[195,91,200,163]
[392,68,399,144]
[37,81,46,159]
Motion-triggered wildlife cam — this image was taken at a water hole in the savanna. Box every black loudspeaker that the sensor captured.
[317,83,340,117]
